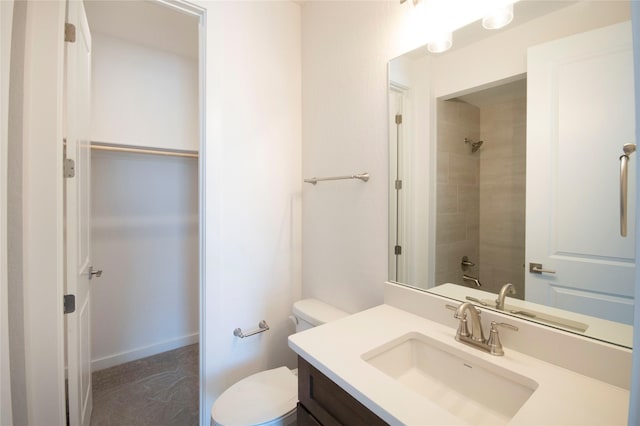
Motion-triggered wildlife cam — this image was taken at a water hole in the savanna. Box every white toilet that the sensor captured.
[211,299,348,426]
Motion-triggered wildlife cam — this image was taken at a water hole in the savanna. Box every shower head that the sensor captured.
[464,138,484,153]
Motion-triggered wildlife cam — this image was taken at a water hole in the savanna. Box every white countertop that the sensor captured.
[288,304,629,425]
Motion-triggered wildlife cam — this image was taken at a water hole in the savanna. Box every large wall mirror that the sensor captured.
[388,0,636,348]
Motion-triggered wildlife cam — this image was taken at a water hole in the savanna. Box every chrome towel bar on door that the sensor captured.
[620,143,636,237]
[233,320,270,338]
[304,172,369,185]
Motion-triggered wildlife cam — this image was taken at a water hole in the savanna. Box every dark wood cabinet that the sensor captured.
[297,356,388,426]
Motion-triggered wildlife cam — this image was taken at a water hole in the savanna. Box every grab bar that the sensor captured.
[620,143,636,237]
[233,320,269,338]
[304,172,369,185]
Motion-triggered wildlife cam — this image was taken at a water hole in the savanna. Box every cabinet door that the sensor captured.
[297,402,323,426]
[297,357,388,426]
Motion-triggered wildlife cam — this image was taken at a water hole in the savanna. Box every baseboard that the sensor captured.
[91,332,199,372]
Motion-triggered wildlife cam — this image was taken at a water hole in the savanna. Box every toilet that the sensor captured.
[211,299,348,426]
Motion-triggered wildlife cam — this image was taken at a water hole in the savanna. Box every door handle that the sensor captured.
[620,143,636,237]
[529,263,556,274]
[89,266,103,279]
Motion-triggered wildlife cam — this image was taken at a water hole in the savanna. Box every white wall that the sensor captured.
[201,2,301,424]
[90,150,199,371]
[301,2,417,314]
[91,32,199,152]
[300,1,631,314]
[388,54,433,288]
[11,2,67,424]
[89,23,200,371]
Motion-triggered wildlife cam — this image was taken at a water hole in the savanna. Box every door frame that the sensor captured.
[13,0,207,424]
[1,1,15,425]
[18,2,67,424]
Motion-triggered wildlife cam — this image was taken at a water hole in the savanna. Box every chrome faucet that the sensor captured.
[446,302,518,356]
[462,274,482,287]
[495,283,516,310]
[454,302,485,343]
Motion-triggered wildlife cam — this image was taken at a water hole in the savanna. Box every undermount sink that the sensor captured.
[362,332,539,425]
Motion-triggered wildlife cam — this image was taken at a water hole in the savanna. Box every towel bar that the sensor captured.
[233,320,270,338]
[304,172,369,185]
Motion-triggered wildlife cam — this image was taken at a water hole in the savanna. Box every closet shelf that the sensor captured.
[91,141,199,159]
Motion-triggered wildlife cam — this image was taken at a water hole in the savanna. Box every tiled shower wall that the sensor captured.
[436,96,526,296]
[435,100,481,286]
[478,97,526,296]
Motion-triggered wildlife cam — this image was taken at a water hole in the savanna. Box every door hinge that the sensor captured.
[395,179,403,190]
[64,23,76,43]
[394,245,402,255]
[395,114,402,125]
[64,158,75,178]
[64,294,76,314]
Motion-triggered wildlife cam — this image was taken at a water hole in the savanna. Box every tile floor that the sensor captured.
[90,344,199,426]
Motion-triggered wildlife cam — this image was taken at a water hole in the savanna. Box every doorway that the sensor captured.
[70,1,203,424]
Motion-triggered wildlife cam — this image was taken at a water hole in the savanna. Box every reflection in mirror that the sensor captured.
[388,0,635,348]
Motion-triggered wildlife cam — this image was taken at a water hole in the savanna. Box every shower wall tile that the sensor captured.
[458,184,480,213]
[437,99,459,124]
[438,124,469,155]
[436,100,480,288]
[435,239,479,286]
[437,183,458,214]
[436,213,467,245]
[449,153,479,185]
[479,96,526,296]
[436,94,525,294]
[437,152,449,183]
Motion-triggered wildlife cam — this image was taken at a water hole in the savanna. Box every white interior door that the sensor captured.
[526,21,636,324]
[65,1,93,425]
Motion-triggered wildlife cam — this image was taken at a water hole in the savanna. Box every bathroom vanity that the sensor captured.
[289,284,630,425]
[297,357,386,425]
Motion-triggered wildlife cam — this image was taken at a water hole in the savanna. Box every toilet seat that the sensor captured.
[211,367,297,426]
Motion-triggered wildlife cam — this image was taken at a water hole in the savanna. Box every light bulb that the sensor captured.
[428,31,452,53]
[482,3,514,30]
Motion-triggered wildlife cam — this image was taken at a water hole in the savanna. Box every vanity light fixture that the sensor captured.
[401,0,516,52]
[482,2,514,30]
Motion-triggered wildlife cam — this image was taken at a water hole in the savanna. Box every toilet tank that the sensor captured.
[292,299,348,332]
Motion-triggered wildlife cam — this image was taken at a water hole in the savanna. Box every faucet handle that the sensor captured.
[492,321,518,331]
[445,304,458,312]
[487,321,519,356]
[445,303,481,318]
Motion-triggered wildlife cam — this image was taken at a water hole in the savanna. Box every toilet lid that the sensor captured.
[212,367,297,426]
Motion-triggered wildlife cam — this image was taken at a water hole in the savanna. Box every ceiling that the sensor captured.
[84,0,199,59]
[454,78,527,107]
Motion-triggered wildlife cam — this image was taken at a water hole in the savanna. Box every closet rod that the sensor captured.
[90,142,199,159]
